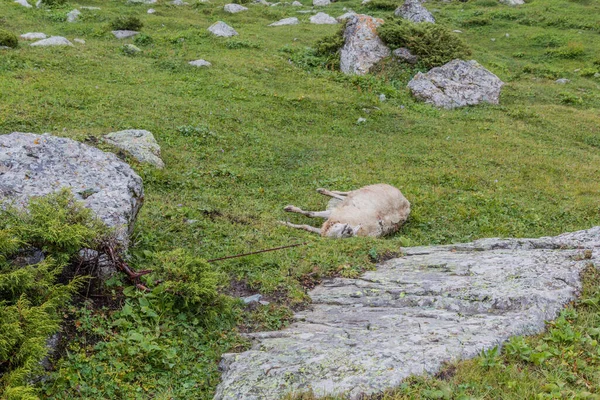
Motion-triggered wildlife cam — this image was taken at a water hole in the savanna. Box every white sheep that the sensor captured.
[279,184,410,238]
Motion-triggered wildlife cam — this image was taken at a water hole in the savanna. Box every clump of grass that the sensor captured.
[378,20,471,68]
[110,16,144,31]
[366,0,399,11]
[0,29,18,49]
[313,24,346,70]
[225,39,261,49]
[462,16,492,26]
[39,0,67,6]
[545,42,585,59]
[133,33,153,46]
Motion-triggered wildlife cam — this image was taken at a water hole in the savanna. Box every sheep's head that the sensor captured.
[326,223,361,238]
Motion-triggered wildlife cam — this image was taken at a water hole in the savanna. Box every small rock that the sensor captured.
[269,17,299,26]
[242,294,263,304]
[594,73,600,78]
[574,69,581,73]
[66,9,81,22]
[336,11,356,22]
[189,59,211,67]
[30,36,73,47]
[259,300,271,306]
[310,12,337,24]
[491,38,496,42]
[357,117,367,123]
[395,0,435,23]
[500,0,524,5]
[73,38,85,44]
[291,1,302,5]
[505,33,510,38]
[392,47,418,64]
[208,21,239,37]
[171,0,189,4]
[14,0,32,7]
[379,94,386,102]
[112,30,140,39]
[361,0,371,4]
[127,0,157,3]
[122,44,141,54]
[0,46,12,50]
[103,129,164,168]
[81,6,101,9]
[224,3,248,13]
[555,78,570,84]
[20,32,47,40]
[147,8,156,13]
[313,0,330,5]
[453,30,462,33]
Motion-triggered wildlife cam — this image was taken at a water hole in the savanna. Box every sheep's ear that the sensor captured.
[352,225,361,236]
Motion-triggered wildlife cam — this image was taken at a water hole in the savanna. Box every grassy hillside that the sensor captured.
[1,0,599,398]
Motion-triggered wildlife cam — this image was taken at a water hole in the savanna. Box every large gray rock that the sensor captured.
[313,0,330,5]
[269,17,299,26]
[310,12,337,24]
[340,15,390,75]
[224,3,248,13]
[394,0,435,23]
[30,37,73,47]
[0,133,144,245]
[103,130,164,169]
[407,59,504,109]
[208,21,239,37]
[20,32,47,40]
[214,227,600,399]
[112,30,140,39]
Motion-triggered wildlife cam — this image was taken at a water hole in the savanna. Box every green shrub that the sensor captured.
[225,39,261,49]
[0,30,18,49]
[462,16,492,26]
[580,68,599,77]
[545,42,585,58]
[110,16,144,31]
[313,24,346,70]
[39,0,67,6]
[378,20,472,68]
[531,34,565,48]
[233,0,251,4]
[0,190,108,398]
[133,33,153,46]
[366,0,399,11]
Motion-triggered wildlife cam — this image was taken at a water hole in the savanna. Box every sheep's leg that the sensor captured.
[316,188,346,200]
[284,205,331,219]
[278,221,322,235]
[331,190,350,196]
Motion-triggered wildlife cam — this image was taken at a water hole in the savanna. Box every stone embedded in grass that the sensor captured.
[30,36,73,47]
[20,32,47,40]
[555,78,570,84]
[0,132,144,247]
[336,11,356,22]
[500,0,524,5]
[121,44,141,55]
[242,294,262,304]
[14,0,32,7]
[395,0,435,23]
[103,129,164,169]
[81,6,101,9]
[214,226,600,399]
[269,17,299,26]
[407,59,504,109]
[171,0,188,4]
[393,47,418,64]
[291,1,302,5]
[112,30,140,39]
[66,9,81,22]
[310,12,337,24]
[127,0,156,3]
[313,0,330,5]
[189,59,212,67]
[73,38,85,44]
[340,14,390,75]
[224,3,248,13]
[147,8,156,13]
[208,21,239,37]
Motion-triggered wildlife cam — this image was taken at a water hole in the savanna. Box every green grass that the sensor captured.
[1,0,599,398]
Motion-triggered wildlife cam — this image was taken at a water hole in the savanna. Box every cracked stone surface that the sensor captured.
[214,226,599,399]
[395,0,435,23]
[269,17,299,26]
[0,132,144,247]
[103,129,164,169]
[208,21,239,37]
[408,59,504,109]
[30,36,73,47]
[340,14,390,75]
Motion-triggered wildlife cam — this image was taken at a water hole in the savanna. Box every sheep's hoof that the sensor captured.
[284,205,295,212]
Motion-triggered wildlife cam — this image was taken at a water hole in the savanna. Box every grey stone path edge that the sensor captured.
[215,227,599,399]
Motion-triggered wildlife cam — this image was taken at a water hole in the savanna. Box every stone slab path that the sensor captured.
[215,227,599,399]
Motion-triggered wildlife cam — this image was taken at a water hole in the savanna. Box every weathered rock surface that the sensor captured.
[269,17,299,26]
[224,3,248,13]
[313,0,330,5]
[340,14,390,75]
[500,0,524,5]
[393,47,418,64]
[189,59,212,67]
[291,1,303,6]
[15,0,32,7]
[127,0,156,3]
[208,21,239,37]
[112,30,140,39]
[20,32,47,40]
[215,226,600,399]
[394,0,435,23]
[30,36,73,47]
[66,9,81,22]
[310,12,337,24]
[103,130,164,169]
[0,133,144,245]
[407,59,504,109]
[336,11,356,22]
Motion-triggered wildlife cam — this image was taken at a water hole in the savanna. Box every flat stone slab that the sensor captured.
[21,32,47,40]
[269,17,299,26]
[310,12,337,24]
[30,36,73,47]
[0,133,144,246]
[224,3,248,13]
[189,59,211,67]
[103,129,164,168]
[215,227,599,399]
[112,30,140,39]
[208,21,239,37]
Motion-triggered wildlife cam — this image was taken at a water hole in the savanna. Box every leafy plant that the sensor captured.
[378,19,472,68]
[366,0,399,11]
[545,42,585,59]
[133,33,153,46]
[0,30,18,49]
[39,0,67,6]
[110,16,144,31]
[312,25,346,70]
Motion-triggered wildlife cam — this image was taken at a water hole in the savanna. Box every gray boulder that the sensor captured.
[340,15,390,75]
[112,30,140,39]
[0,133,144,245]
[313,0,330,5]
[392,47,418,64]
[103,130,164,169]
[394,0,435,23]
[224,3,248,12]
[66,9,81,22]
[208,21,239,37]
[30,37,73,47]
[269,17,299,26]
[336,11,356,22]
[214,226,600,399]
[189,59,212,67]
[310,12,337,24]
[20,32,47,40]
[500,0,524,5]
[14,0,32,7]
[407,59,504,109]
